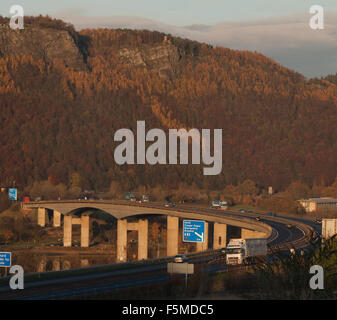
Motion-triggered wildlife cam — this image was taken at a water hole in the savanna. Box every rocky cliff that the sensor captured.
[0,24,85,70]
[118,42,180,78]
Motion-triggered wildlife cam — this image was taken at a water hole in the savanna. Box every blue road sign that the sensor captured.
[8,188,17,201]
[183,220,205,243]
[0,252,11,267]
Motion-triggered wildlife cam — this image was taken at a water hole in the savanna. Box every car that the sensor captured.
[141,195,150,203]
[238,208,246,212]
[268,211,275,217]
[173,254,188,263]
[220,247,226,254]
[286,224,292,229]
[164,201,176,207]
[247,210,253,213]
[255,216,261,221]
[314,218,322,225]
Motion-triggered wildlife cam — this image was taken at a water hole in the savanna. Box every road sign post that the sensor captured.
[167,262,194,289]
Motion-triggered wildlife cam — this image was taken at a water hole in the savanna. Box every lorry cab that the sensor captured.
[211,200,228,210]
[226,239,245,265]
[226,238,267,265]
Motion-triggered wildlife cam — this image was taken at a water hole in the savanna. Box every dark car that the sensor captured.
[220,247,226,254]
[164,201,176,208]
[174,254,187,263]
[314,218,322,225]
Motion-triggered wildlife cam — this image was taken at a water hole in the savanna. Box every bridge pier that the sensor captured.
[81,215,90,248]
[63,216,72,247]
[167,216,179,256]
[117,219,149,262]
[196,222,208,252]
[53,210,61,227]
[52,259,61,271]
[63,215,91,247]
[213,223,227,249]
[117,219,127,262]
[37,208,46,227]
[241,228,266,239]
[37,256,47,273]
[138,219,148,260]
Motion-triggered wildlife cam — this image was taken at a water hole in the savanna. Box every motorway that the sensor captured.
[0,202,318,300]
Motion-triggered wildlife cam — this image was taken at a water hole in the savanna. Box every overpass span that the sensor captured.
[21,200,272,235]
[21,200,315,261]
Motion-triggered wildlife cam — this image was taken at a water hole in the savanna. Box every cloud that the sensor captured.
[54,11,337,78]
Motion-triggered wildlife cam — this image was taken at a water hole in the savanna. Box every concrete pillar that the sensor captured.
[53,211,61,227]
[52,259,61,271]
[81,259,89,268]
[117,219,127,262]
[81,215,90,248]
[63,216,72,247]
[167,216,179,256]
[62,260,71,270]
[38,208,46,227]
[138,219,148,260]
[241,228,266,239]
[197,222,208,252]
[213,223,227,249]
[37,257,47,272]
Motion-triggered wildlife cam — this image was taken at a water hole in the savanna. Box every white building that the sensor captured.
[299,198,337,212]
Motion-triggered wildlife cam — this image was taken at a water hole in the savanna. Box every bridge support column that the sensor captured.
[63,216,72,247]
[81,216,90,248]
[241,228,266,239]
[196,222,208,252]
[213,223,227,249]
[37,208,46,227]
[117,219,127,262]
[53,210,61,227]
[37,256,47,273]
[138,219,148,260]
[52,259,61,271]
[167,216,179,256]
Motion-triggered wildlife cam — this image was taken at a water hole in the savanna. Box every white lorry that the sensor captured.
[211,200,228,210]
[322,219,337,240]
[226,238,267,265]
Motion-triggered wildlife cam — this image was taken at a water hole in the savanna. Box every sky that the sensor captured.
[1,0,337,26]
[1,1,337,77]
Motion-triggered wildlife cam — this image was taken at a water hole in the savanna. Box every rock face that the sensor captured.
[0,24,182,77]
[0,24,85,70]
[118,43,180,78]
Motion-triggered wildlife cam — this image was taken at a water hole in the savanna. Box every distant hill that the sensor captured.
[1,15,337,192]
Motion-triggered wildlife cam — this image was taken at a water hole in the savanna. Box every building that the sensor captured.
[298,198,337,213]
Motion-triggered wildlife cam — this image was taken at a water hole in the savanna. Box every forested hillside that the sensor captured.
[1,16,337,194]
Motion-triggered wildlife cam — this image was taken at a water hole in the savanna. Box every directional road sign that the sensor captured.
[183,220,205,243]
[8,188,17,201]
[0,252,11,267]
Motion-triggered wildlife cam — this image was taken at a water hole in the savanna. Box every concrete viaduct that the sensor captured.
[21,201,272,262]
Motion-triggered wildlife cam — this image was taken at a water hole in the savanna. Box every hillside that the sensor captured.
[1,16,337,193]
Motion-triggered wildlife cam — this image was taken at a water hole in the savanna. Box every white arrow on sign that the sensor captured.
[194,232,204,242]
